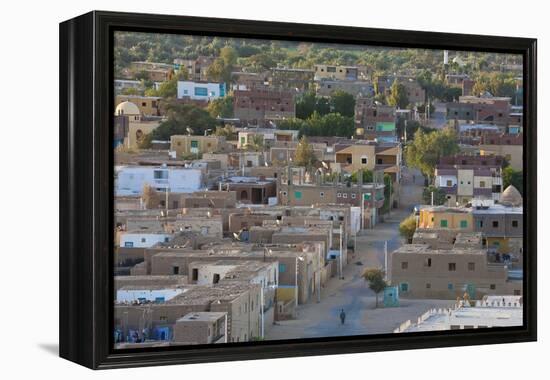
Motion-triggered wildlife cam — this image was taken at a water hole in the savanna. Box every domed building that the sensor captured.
[500,185,523,207]
[114,100,161,149]
[115,101,141,121]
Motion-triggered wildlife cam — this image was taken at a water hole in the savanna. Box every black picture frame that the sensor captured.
[59,10,537,370]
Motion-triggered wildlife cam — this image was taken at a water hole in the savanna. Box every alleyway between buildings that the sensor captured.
[265,177,453,340]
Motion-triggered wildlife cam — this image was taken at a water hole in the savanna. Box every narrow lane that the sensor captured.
[264,167,452,340]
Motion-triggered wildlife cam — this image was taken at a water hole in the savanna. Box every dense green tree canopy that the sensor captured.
[329,90,355,117]
[399,215,417,243]
[246,135,265,152]
[206,46,238,83]
[294,136,317,168]
[114,32,522,111]
[154,77,178,98]
[151,103,217,140]
[387,81,409,109]
[472,72,518,99]
[423,185,447,206]
[502,167,523,195]
[278,112,354,137]
[416,69,464,102]
[120,87,140,96]
[405,127,460,179]
[296,91,330,119]
[350,169,374,184]
[361,268,388,308]
[382,174,394,213]
[207,96,234,118]
[214,125,237,140]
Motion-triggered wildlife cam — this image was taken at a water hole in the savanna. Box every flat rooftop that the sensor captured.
[421,206,471,213]
[177,312,227,323]
[116,288,186,304]
[471,205,523,215]
[166,283,258,305]
[393,244,485,255]
[454,232,484,246]
[401,303,522,332]
[153,248,306,260]
[190,259,273,270]
[222,176,275,185]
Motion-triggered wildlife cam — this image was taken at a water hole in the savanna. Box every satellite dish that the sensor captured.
[186,127,194,135]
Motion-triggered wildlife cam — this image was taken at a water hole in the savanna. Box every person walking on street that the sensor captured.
[339,309,346,325]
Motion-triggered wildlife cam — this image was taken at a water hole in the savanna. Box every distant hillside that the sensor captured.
[114,31,523,80]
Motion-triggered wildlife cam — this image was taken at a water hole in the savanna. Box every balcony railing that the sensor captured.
[473,188,492,197]
[438,185,458,194]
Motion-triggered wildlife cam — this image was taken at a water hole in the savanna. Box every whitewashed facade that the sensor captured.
[116,288,185,303]
[115,166,203,196]
[436,174,458,187]
[177,81,226,100]
[118,232,174,248]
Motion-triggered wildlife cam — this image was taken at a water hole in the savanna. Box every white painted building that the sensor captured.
[237,128,299,149]
[116,288,185,303]
[394,295,523,332]
[177,81,226,100]
[115,165,204,196]
[436,174,458,188]
[114,79,143,93]
[119,232,174,248]
[189,261,279,288]
[349,207,362,234]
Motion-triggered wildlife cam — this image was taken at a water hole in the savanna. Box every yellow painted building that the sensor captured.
[335,144,377,173]
[170,135,229,158]
[126,121,161,150]
[276,287,296,303]
[486,237,511,253]
[116,95,163,117]
[418,207,473,230]
[115,101,161,150]
[480,145,523,171]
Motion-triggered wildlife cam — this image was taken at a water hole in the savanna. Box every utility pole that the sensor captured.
[427,97,431,120]
[353,221,357,254]
[241,151,245,176]
[371,172,377,229]
[224,313,228,343]
[260,285,265,339]
[317,250,321,303]
[384,240,388,281]
[431,190,434,206]
[294,256,303,308]
[339,224,344,279]
[361,192,365,230]
[388,178,392,217]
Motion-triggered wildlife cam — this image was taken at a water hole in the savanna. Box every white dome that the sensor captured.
[500,185,523,207]
[115,101,140,116]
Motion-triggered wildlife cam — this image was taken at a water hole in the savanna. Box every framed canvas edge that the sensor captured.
[59,10,537,370]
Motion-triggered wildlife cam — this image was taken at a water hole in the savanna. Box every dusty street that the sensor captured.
[265,203,453,340]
